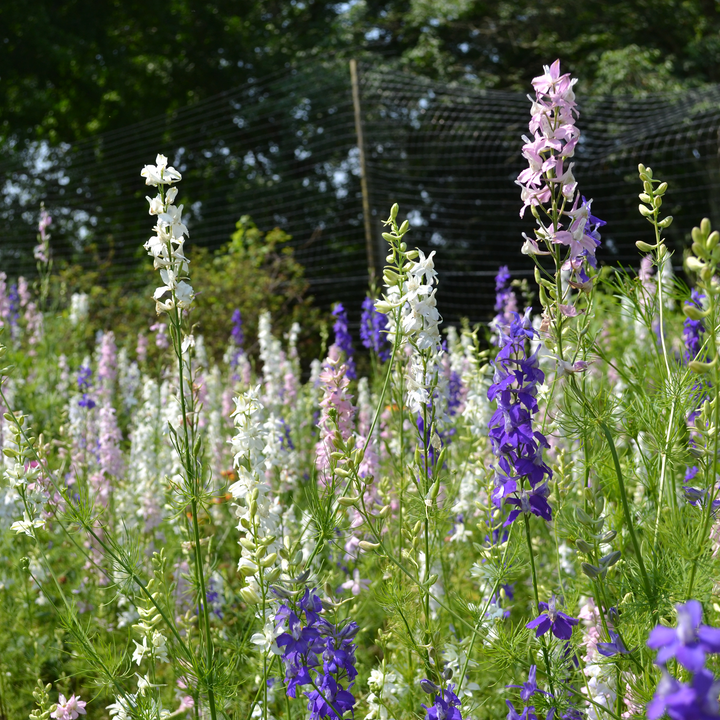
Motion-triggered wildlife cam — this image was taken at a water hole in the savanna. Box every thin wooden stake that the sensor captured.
[350,58,376,282]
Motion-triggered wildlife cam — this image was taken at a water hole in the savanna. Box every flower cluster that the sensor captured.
[487,309,552,525]
[517,60,603,284]
[315,349,356,477]
[506,666,555,720]
[77,365,96,409]
[332,303,356,380]
[34,205,51,265]
[228,386,284,604]
[420,680,463,720]
[51,694,86,720]
[360,296,391,362]
[276,589,358,720]
[142,154,194,314]
[492,265,517,340]
[647,600,720,719]
[683,290,706,362]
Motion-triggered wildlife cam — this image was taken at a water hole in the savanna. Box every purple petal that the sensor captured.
[675,644,706,673]
[551,615,574,640]
[698,625,720,653]
[647,626,677,651]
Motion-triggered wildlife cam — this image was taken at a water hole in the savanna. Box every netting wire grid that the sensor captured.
[1,58,720,326]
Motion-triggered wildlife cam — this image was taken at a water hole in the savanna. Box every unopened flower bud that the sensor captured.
[420,679,441,694]
[239,585,260,604]
[358,540,380,551]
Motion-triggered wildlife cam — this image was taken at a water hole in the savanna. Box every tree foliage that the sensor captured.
[2,0,720,145]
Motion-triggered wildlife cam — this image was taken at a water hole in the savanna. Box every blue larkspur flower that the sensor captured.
[526,595,579,640]
[647,600,720,672]
[332,303,356,380]
[421,682,463,720]
[360,296,391,362]
[275,589,357,719]
[77,365,96,409]
[230,308,244,347]
[487,309,552,525]
[684,290,706,363]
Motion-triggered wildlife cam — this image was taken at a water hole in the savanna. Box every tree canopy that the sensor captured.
[2,0,720,143]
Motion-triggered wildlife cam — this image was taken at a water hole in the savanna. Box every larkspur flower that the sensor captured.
[141,153,182,186]
[275,589,358,719]
[69,293,90,327]
[142,155,193,314]
[526,595,579,640]
[683,290,706,363]
[340,568,370,596]
[507,665,547,702]
[518,61,603,288]
[488,309,552,524]
[492,265,518,340]
[596,630,630,657]
[647,600,720,672]
[77,365,96,410]
[231,308,244,347]
[51,694,87,720]
[360,296,391,361]
[35,205,51,264]
[332,303,356,379]
[505,702,555,720]
[647,668,720,720]
[421,682,463,720]
[315,348,356,478]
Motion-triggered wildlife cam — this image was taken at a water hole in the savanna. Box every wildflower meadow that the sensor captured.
[3,60,720,720]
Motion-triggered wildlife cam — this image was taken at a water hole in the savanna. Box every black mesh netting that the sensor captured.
[1,59,719,326]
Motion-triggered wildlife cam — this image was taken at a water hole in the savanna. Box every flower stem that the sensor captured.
[599,422,653,601]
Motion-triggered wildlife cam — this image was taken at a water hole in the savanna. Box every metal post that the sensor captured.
[350,58,376,282]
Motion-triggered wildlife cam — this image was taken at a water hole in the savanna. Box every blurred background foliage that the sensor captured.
[2,0,718,143]
[2,0,720,343]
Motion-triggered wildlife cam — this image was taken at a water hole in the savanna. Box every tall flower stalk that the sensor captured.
[141,154,218,719]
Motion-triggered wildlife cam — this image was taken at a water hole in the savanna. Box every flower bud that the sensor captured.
[390,203,399,221]
[420,679,441,694]
[635,240,655,253]
[238,558,258,576]
[581,563,603,580]
[575,539,594,554]
[683,305,707,321]
[358,540,380,551]
[239,585,260,604]
[600,550,621,568]
[689,359,715,374]
[260,553,277,568]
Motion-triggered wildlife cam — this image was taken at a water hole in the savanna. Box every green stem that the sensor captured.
[523,513,555,698]
[599,422,653,601]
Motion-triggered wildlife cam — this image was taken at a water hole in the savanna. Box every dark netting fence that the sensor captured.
[1,59,719,327]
